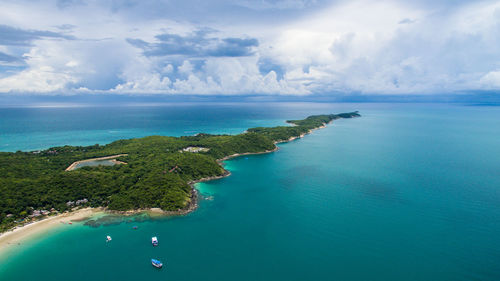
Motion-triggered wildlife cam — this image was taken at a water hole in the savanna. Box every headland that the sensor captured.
[0,112,360,245]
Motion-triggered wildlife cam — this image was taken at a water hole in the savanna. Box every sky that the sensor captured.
[0,0,499,96]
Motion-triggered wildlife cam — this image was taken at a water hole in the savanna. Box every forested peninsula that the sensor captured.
[0,112,360,232]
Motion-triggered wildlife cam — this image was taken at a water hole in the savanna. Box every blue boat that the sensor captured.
[151,259,163,268]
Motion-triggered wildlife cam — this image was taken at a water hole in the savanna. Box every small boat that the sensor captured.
[68,222,72,225]
[151,259,163,268]
[133,226,138,230]
[106,235,112,242]
[152,236,158,246]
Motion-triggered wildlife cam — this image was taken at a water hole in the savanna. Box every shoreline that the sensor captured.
[0,208,102,258]
[180,120,332,213]
[0,120,333,251]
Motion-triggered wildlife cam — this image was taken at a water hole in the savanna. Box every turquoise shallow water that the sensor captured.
[1,103,500,280]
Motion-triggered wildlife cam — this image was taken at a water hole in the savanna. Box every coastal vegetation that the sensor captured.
[0,112,360,232]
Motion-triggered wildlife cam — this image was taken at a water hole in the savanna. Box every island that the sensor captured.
[0,112,360,233]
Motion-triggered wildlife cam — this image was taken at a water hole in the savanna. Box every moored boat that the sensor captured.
[151,259,163,268]
[152,236,158,246]
[106,235,112,242]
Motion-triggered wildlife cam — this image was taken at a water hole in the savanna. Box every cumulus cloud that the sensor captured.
[0,24,76,82]
[112,55,306,95]
[0,0,499,95]
[259,0,500,94]
[480,71,500,88]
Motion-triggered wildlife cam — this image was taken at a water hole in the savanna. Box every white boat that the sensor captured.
[152,236,158,246]
[106,235,112,242]
[151,259,163,268]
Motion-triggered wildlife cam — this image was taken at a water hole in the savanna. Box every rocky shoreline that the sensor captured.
[170,119,335,216]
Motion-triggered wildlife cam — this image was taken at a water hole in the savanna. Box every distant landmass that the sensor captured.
[0,112,360,232]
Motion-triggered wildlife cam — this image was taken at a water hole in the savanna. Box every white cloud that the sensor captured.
[112,56,306,95]
[258,0,500,94]
[480,71,500,88]
[0,43,78,92]
[0,0,499,95]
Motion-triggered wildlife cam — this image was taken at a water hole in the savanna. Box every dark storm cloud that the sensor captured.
[0,24,75,46]
[0,52,22,63]
[126,30,259,58]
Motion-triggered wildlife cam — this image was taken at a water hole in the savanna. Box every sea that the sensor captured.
[0,102,499,281]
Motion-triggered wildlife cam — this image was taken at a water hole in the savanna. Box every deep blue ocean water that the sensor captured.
[0,103,499,280]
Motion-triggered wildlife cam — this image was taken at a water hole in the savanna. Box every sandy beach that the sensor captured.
[0,208,101,258]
